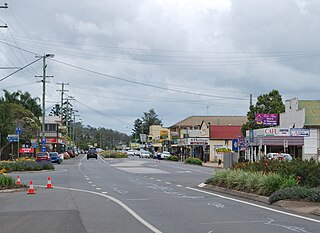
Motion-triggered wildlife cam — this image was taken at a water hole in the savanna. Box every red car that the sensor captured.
[36,152,52,162]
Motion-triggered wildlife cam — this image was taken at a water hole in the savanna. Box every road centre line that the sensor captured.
[186,187,320,224]
[36,185,162,233]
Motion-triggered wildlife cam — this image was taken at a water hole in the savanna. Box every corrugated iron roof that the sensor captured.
[210,125,242,139]
[298,100,320,126]
[169,116,247,128]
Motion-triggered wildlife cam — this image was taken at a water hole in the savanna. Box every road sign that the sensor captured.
[16,127,22,135]
[41,146,47,152]
[7,134,19,142]
[41,137,46,145]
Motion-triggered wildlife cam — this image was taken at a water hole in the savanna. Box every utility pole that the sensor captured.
[0,3,8,28]
[36,54,54,151]
[57,82,69,118]
[65,96,74,150]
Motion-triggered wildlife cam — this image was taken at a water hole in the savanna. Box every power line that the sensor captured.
[0,57,42,82]
[52,59,249,100]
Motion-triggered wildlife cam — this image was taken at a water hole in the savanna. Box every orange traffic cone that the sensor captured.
[46,176,53,189]
[16,175,21,185]
[27,180,36,194]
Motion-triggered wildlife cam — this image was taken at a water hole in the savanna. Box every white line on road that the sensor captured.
[156,180,162,182]
[165,182,171,184]
[96,188,101,190]
[176,185,183,187]
[37,185,162,233]
[91,184,96,187]
[186,187,320,224]
[88,181,92,184]
[101,191,107,194]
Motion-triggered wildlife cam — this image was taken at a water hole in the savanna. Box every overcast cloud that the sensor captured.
[1,0,320,134]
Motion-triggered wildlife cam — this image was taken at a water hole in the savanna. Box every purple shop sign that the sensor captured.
[255,113,279,126]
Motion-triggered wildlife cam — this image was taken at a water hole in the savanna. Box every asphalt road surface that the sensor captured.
[1,154,319,233]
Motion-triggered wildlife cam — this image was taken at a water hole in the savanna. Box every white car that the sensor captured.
[127,150,136,156]
[160,151,171,159]
[278,153,293,161]
[267,153,278,161]
[140,151,151,158]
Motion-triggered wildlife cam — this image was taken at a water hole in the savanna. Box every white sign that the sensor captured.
[290,128,310,137]
[140,134,147,142]
[187,138,209,145]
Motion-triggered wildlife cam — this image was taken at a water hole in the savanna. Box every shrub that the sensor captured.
[0,161,54,173]
[167,156,179,161]
[269,186,320,203]
[185,157,203,166]
[206,169,299,196]
[232,159,320,188]
[100,150,128,158]
[0,174,16,188]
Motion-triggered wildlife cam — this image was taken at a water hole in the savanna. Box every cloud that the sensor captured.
[1,0,320,134]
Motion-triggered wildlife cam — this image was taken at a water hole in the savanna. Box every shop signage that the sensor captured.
[290,128,310,137]
[187,138,209,145]
[160,130,169,142]
[188,129,208,138]
[177,138,187,145]
[232,139,239,151]
[46,138,57,143]
[255,113,279,126]
[19,148,34,153]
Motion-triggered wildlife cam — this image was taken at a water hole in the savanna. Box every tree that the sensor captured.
[0,90,41,118]
[131,109,162,142]
[0,102,40,159]
[241,90,285,136]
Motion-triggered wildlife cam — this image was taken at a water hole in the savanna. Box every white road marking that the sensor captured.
[88,181,92,184]
[208,202,224,208]
[102,191,108,194]
[36,185,162,233]
[165,182,171,185]
[126,198,150,201]
[86,178,90,180]
[91,184,96,187]
[117,167,169,174]
[157,180,162,182]
[176,185,182,187]
[187,187,320,224]
[150,178,154,180]
[96,188,101,190]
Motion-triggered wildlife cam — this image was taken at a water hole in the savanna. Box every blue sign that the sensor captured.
[42,137,46,145]
[41,146,47,152]
[7,134,19,142]
[16,127,22,135]
[232,139,239,151]
[31,142,39,148]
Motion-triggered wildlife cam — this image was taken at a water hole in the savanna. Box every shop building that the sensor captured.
[246,98,320,161]
[169,116,247,161]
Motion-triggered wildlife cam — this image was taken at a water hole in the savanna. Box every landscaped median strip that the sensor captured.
[197,183,320,217]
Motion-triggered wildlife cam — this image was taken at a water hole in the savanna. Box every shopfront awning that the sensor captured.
[250,136,304,146]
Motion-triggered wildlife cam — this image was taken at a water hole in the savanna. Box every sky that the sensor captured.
[1,0,320,135]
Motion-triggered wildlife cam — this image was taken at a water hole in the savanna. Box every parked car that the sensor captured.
[140,151,151,158]
[67,150,75,158]
[36,152,52,162]
[160,151,172,159]
[87,148,98,160]
[278,153,293,161]
[127,150,136,156]
[49,152,62,164]
[63,151,70,159]
[267,153,279,161]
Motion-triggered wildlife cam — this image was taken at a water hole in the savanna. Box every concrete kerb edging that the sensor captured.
[200,183,320,216]
[0,187,26,193]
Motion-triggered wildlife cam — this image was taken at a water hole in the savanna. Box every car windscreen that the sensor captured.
[50,152,58,156]
[88,149,96,153]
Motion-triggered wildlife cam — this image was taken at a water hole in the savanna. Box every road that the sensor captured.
[0,154,319,233]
